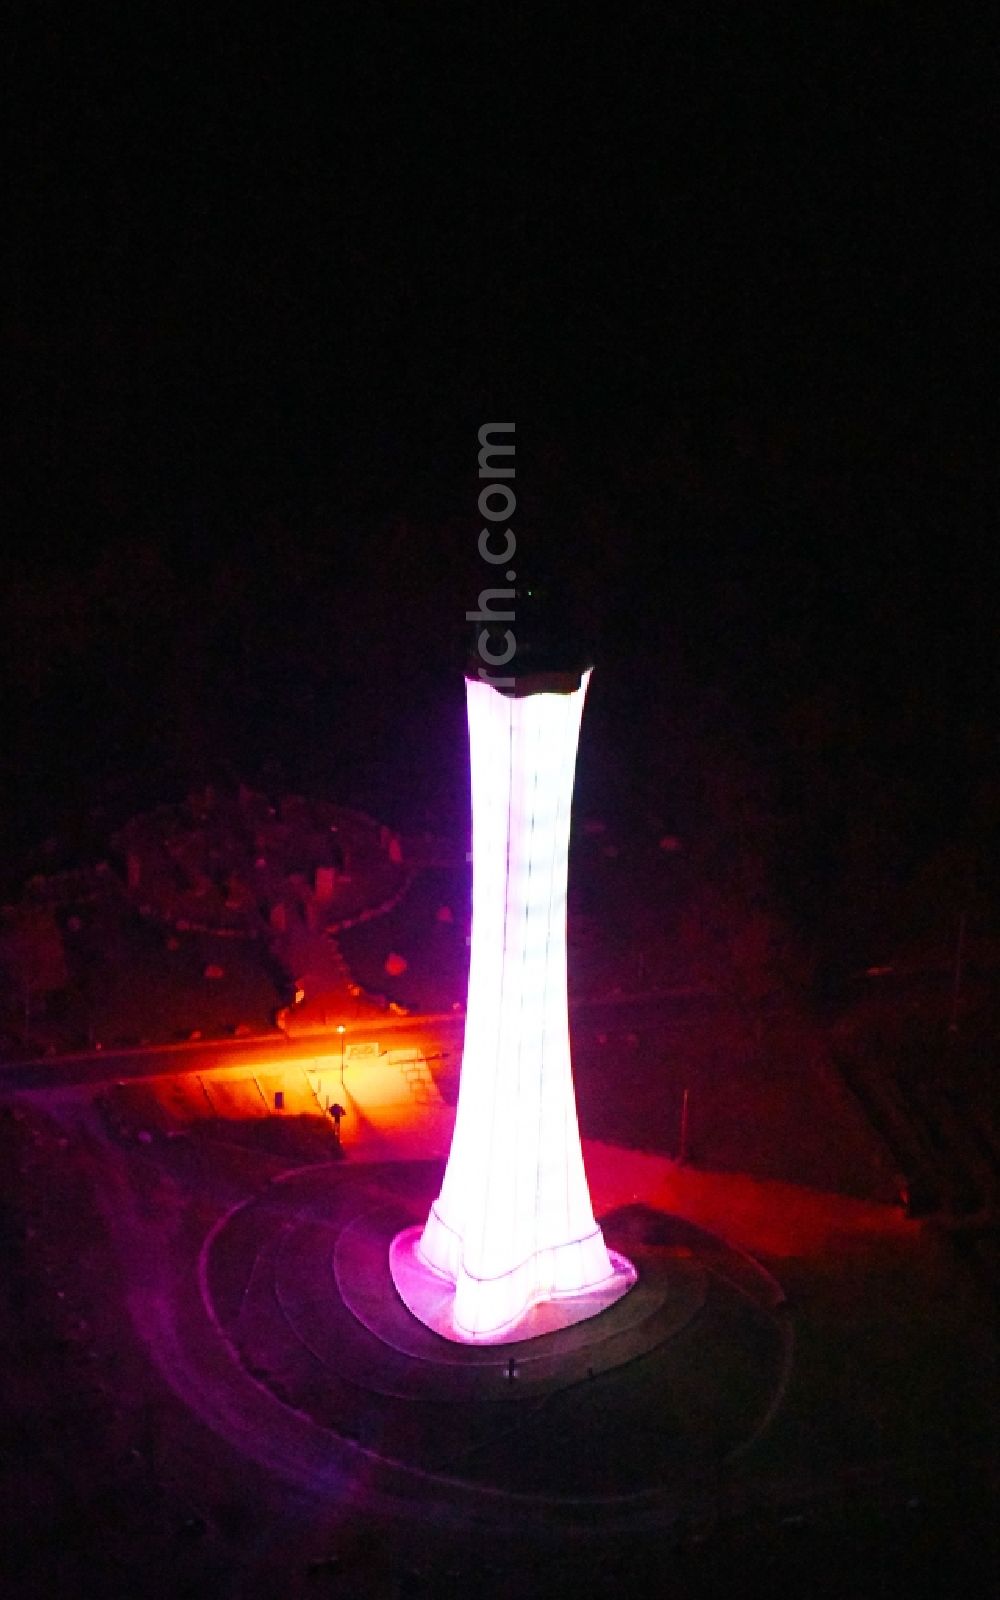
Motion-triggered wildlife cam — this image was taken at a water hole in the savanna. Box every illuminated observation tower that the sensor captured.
[390,610,635,1342]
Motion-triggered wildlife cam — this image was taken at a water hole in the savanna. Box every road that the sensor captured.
[0,988,718,1096]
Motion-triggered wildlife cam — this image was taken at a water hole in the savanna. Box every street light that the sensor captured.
[336,1023,346,1088]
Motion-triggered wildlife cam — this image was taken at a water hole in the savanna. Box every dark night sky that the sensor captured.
[6,10,992,521]
[2,6,998,883]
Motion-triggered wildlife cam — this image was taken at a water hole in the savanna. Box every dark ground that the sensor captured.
[0,1038,996,1599]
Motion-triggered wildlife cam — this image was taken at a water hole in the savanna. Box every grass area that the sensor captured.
[337,866,470,1015]
[86,923,282,1045]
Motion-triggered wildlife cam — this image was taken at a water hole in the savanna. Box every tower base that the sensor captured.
[389,1226,637,1345]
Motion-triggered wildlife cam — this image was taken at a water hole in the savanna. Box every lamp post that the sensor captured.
[336,1023,346,1088]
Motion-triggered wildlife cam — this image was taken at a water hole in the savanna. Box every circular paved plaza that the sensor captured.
[201,1159,790,1507]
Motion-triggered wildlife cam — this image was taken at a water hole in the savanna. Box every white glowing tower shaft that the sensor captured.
[417,669,615,1338]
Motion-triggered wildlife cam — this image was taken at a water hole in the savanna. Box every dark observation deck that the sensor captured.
[467,579,595,696]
